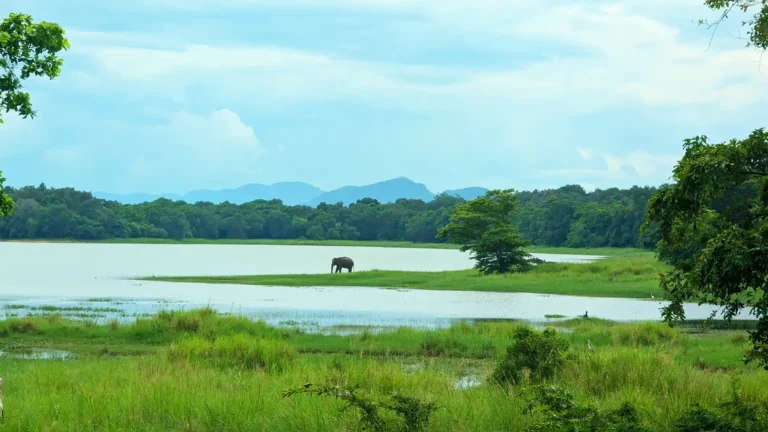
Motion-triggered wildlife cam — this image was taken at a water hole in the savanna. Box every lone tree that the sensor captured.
[644,130,768,368]
[437,189,532,275]
[0,12,70,217]
[643,0,768,370]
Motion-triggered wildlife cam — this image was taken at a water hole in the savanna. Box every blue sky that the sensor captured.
[1,1,767,194]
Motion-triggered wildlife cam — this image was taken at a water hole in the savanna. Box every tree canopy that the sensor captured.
[0,184,661,248]
[438,189,532,274]
[644,129,768,368]
[703,1,768,50]
[0,12,69,217]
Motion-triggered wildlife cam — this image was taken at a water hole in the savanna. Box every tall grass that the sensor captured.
[0,336,766,430]
[169,334,296,372]
[0,309,765,430]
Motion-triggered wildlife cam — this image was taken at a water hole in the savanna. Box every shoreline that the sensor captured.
[0,238,651,257]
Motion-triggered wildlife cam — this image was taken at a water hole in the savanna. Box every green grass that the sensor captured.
[149,256,667,299]
[0,308,765,431]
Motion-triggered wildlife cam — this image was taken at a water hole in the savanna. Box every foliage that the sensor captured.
[491,326,570,386]
[643,129,768,368]
[674,380,768,432]
[701,1,768,50]
[523,385,649,432]
[438,189,532,274]
[0,170,12,217]
[282,383,437,432]
[0,12,69,217]
[0,184,662,248]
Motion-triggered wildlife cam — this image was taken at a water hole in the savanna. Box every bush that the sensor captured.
[523,385,650,432]
[674,382,768,432]
[7,318,40,334]
[168,334,295,372]
[492,326,569,386]
[283,383,437,432]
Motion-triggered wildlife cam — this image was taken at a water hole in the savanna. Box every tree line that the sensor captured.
[0,183,661,248]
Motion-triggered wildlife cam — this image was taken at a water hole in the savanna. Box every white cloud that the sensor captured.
[540,150,680,182]
[157,109,264,168]
[578,148,593,160]
[67,2,768,119]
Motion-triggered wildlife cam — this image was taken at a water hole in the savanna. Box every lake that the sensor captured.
[0,242,748,329]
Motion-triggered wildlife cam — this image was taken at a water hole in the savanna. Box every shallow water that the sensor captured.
[0,242,749,328]
[455,375,483,390]
[0,348,75,361]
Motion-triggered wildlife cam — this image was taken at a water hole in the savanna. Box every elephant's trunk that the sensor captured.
[331,262,334,273]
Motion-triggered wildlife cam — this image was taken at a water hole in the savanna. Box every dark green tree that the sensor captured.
[644,129,768,368]
[0,12,70,216]
[437,189,532,274]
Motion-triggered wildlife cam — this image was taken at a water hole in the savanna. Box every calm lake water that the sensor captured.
[0,242,749,328]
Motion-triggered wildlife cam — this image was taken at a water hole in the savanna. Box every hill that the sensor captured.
[93,178,490,207]
[307,177,435,206]
[442,187,488,201]
[94,182,324,206]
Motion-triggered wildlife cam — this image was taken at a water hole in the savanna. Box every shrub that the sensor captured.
[8,318,40,334]
[492,326,569,386]
[283,383,437,432]
[523,385,649,432]
[674,382,768,432]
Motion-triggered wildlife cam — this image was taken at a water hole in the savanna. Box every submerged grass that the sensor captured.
[0,308,765,431]
[149,256,667,299]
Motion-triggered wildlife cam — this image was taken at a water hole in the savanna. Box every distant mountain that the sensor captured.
[95,178,489,207]
[307,177,435,206]
[442,187,488,201]
[94,182,325,206]
[181,182,325,206]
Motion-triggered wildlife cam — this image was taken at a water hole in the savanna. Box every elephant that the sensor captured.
[331,257,354,273]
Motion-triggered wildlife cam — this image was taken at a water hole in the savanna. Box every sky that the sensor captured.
[1,1,767,195]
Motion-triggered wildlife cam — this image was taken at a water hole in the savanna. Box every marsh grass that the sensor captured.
[169,334,296,372]
[150,256,668,299]
[0,309,766,431]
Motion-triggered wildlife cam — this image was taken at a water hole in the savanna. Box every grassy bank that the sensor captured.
[1,237,651,256]
[0,308,764,431]
[150,256,667,299]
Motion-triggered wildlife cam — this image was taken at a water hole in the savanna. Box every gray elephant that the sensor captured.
[331,257,354,273]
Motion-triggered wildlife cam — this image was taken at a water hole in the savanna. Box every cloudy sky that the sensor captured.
[1,1,766,194]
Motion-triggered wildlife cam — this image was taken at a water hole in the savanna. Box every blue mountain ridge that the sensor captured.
[92,177,488,207]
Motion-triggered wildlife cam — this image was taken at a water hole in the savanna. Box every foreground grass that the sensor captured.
[150,256,667,299]
[0,309,764,431]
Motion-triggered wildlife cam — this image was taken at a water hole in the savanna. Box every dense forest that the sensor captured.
[0,184,661,248]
